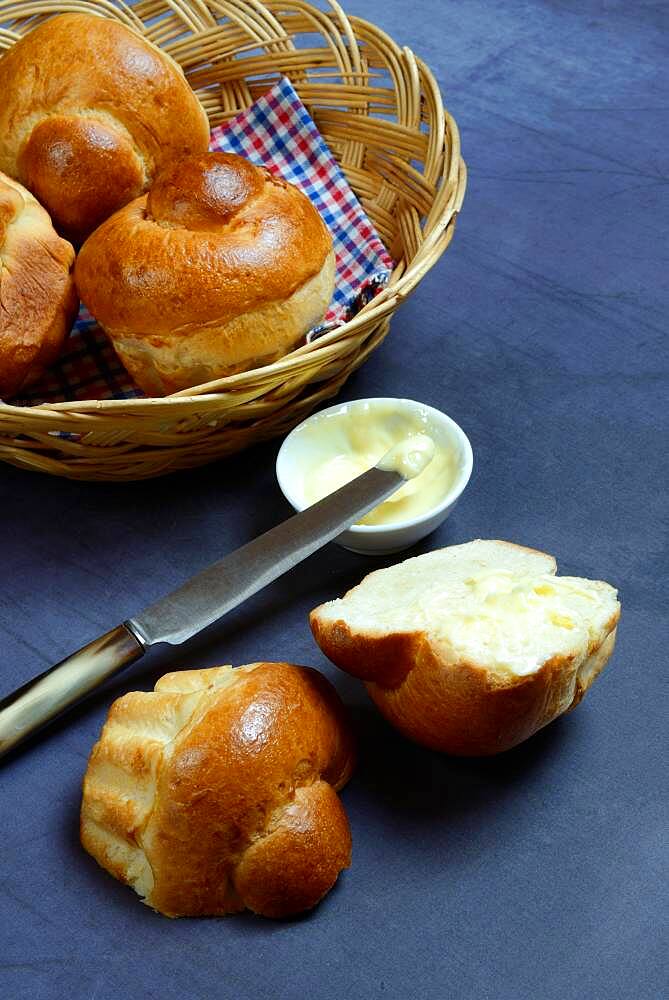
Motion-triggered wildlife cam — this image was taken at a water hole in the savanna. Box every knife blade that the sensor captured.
[0,464,404,758]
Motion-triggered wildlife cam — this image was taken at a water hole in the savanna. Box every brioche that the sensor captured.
[74,152,336,394]
[311,540,621,755]
[0,13,210,243]
[0,172,77,398]
[80,662,354,918]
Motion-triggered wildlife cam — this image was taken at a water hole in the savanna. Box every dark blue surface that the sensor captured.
[1,2,667,998]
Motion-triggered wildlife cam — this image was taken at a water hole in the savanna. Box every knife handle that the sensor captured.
[0,623,145,759]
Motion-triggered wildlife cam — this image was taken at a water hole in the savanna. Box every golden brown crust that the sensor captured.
[310,619,419,688]
[19,115,146,240]
[368,622,618,755]
[74,152,335,394]
[0,171,77,398]
[80,662,355,918]
[147,153,265,230]
[0,13,210,242]
[310,541,620,756]
[313,614,620,756]
[233,782,352,919]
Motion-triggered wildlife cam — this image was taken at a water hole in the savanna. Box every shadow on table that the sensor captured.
[345,701,575,823]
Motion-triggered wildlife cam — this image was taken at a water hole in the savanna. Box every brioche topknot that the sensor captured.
[0,13,210,243]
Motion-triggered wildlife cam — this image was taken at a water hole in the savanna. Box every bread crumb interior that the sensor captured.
[320,544,618,677]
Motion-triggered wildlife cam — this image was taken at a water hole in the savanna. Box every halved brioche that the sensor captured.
[310,540,620,755]
[81,662,355,918]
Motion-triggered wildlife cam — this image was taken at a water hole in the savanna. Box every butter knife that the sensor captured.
[0,464,404,758]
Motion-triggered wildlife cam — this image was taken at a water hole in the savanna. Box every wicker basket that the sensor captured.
[0,0,466,481]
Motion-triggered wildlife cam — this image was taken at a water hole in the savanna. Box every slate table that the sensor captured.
[1,2,667,998]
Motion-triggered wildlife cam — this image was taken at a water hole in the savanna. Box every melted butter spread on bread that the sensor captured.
[426,571,614,676]
[313,542,619,678]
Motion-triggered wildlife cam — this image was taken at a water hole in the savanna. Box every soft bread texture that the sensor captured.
[0,13,210,243]
[0,171,77,398]
[310,540,621,755]
[74,152,336,395]
[80,662,355,918]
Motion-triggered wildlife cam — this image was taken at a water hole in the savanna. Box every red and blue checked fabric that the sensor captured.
[210,77,393,318]
[16,77,393,405]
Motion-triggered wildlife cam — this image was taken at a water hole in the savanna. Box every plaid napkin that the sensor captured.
[16,77,393,405]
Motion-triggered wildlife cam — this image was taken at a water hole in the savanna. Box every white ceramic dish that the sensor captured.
[275,397,473,555]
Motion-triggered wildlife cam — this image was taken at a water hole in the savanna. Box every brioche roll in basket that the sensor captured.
[0,172,77,399]
[0,12,210,243]
[75,152,336,395]
[81,661,355,918]
[0,0,466,480]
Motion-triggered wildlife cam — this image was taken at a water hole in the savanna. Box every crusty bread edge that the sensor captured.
[313,612,619,755]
